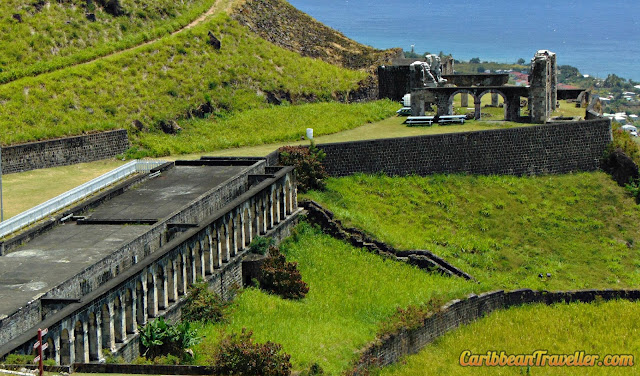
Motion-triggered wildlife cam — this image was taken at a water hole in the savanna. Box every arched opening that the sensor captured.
[167,261,176,302]
[186,247,194,285]
[74,321,85,363]
[124,289,135,334]
[203,233,213,275]
[157,266,167,310]
[279,187,286,220]
[478,90,507,121]
[193,242,203,280]
[87,313,99,361]
[146,273,157,318]
[44,337,55,364]
[243,207,252,247]
[258,198,266,235]
[135,280,145,327]
[451,91,477,118]
[176,255,185,296]
[228,215,236,257]
[60,329,71,365]
[113,296,124,343]
[100,304,112,351]
[285,183,292,215]
[220,222,229,263]
[271,190,278,227]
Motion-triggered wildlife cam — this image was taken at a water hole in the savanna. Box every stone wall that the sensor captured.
[318,119,612,177]
[353,289,640,374]
[377,65,410,101]
[1,130,129,174]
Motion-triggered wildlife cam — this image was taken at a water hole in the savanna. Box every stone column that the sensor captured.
[53,332,61,365]
[94,314,103,362]
[179,253,188,295]
[106,302,116,351]
[491,92,499,106]
[68,328,76,365]
[148,273,158,318]
[221,222,230,263]
[474,97,482,120]
[158,270,168,310]
[81,321,90,363]
[207,231,215,274]
[168,262,178,302]
[460,93,469,107]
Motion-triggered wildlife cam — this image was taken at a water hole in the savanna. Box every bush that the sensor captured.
[213,329,292,376]
[259,247,309,300]
[139,317,200,360]
[249,236,275,255]
[279,142,327,193]
[181,280,227,323]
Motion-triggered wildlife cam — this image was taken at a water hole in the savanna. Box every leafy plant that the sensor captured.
[139,317,200,360]
[279,142,328,193]
[249,236,275,255]
[258,246,309,300]
[181,280,227,323]
[213,328,292,376]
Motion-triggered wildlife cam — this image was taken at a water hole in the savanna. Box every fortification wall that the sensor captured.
[1,130,129,174]
[354,289,640,373]
[318,119,612,177]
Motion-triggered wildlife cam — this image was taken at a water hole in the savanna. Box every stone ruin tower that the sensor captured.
[529,50,558,123]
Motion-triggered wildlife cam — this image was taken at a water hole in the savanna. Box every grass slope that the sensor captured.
[304,173,640,290]
[194,223,477,374]
[377,300,640,376]
[0,12,367,151]
[0,0,217,83]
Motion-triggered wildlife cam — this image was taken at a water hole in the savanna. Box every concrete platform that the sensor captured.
[0,164,251,319]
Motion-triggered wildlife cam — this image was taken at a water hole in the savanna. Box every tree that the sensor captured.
[516,58,526,65]
[469,57,481,64]
[477,66,486,73]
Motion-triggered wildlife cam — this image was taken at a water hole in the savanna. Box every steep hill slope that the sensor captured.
[232,0,401,100]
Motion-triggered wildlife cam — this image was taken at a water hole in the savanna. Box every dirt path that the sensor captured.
[3,0,238,84]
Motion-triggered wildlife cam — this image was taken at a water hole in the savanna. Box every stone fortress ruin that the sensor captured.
[378,50,585,123]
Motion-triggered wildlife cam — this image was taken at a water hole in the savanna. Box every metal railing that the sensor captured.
[0,159,168,239]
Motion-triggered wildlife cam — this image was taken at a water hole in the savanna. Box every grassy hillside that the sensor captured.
[0,0,217,83]
[0,12,371,152]
[194,223,477,374]
[378,300,640,376]
[305,173,640,291]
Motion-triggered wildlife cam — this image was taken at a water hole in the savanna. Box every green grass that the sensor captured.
[0,0,218,83]
[193,223,478,374]
[0,12,367,151]
[304,173,640,291]
[135,100,398,156]
[376,300,640,376]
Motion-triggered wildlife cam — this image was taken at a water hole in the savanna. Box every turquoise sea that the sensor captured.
[288,0,640,81]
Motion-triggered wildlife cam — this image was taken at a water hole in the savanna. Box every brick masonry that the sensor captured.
[318,119,612,177]
[353,289,640,374]
[1,130,129,174]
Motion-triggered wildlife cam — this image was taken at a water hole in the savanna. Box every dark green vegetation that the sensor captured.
[139,318,199,361]
[195,223,477,374]
[305,173,640,290]
[258,246,309,300]
[0,0,216,83]
[181,281,228,323]
[213,329,292,376]
[377,300,640,376]
[279,143,328,193]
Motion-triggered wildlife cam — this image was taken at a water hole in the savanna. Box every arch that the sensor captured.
[157,266,168,310]
[257,197,266,235]
[193,240,204,279]
[44,337,56,363]
[220,221,230,263]
[204,231,214,275]
[447,89,478,117]
[146,272,157,318]
[100,304,112,351]
[285,181,292,215]
[279,185,287,220]
[228,214,236,257]
[125,289,135,334]
[176,254,186,296]
[87,312,99,361]
[271,189,279,225]
[113,296,124,343]
[243,207,252,247]
[136,280,146,325]
[60,329,71,365]
[74,320,86,363]
[167,260,177,302]
[478,89,508,121]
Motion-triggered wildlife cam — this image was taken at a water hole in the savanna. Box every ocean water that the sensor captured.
[288,0,640,81]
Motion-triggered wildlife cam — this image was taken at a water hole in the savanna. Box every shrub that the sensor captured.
[259,247,309,300]
[279,142,327,193]
[3,354,34,364]
[139,317,200,360]
[181,280,227,323]
[213,329,292,376]
[249,236,275,255]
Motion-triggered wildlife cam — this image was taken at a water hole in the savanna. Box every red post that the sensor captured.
[37,329,43,376]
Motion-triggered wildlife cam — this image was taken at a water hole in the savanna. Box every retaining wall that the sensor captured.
[1,130,129,174]
[318,119,612,177]
[353,289,640,374]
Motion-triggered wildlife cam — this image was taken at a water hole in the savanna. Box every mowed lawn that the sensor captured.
[376,300,640,376]
[193,223,478,374]
[304,173,640,291]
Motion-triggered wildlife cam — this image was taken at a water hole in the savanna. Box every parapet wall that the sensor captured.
[318,119,612,177]
[1,130,129,174]
[354,289,640,373]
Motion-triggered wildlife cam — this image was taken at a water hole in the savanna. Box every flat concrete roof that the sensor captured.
[0,164,251,318]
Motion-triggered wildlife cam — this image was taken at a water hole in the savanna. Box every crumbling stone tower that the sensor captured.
[529,50,557,123]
